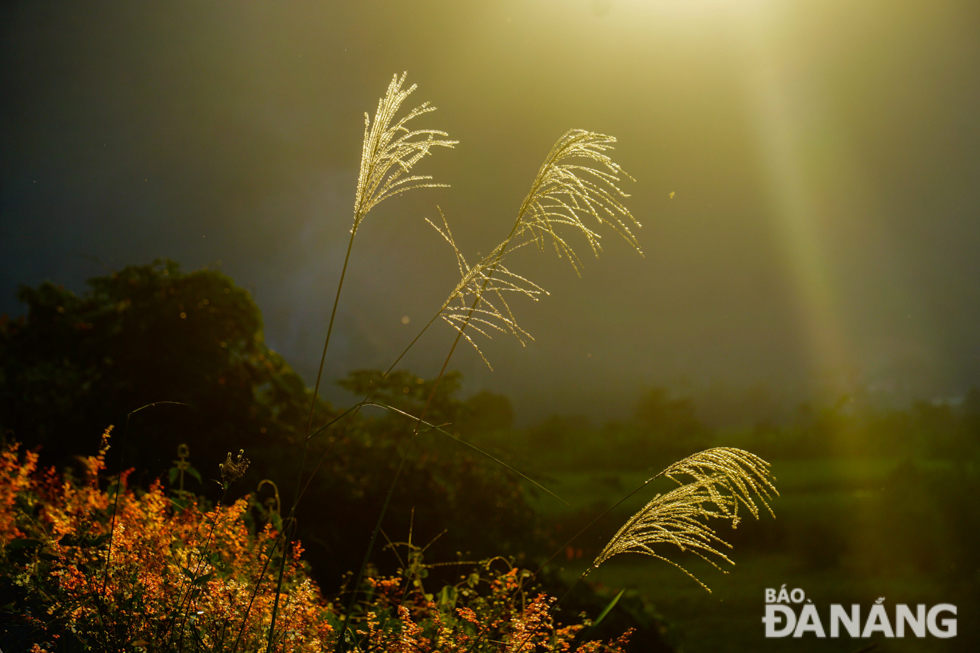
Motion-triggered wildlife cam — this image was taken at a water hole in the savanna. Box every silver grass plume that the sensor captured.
[270,74,455,651]
[351,72,457,234]
[589,448,777,592]
[427,209,547,369]
[514,129,640,272]
[430,129,640,366]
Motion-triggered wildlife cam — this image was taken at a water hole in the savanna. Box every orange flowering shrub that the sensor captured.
[339,562,632,653]
[0,432,632,652]
[0,430,331,652]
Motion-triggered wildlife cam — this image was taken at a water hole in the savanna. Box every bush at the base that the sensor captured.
[0,433,631,652]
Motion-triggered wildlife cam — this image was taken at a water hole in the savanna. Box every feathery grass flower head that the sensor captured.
[428,209,546,368]
[351,72,457,234]
[590,447,777,592]
[515,129,640,271]
[429,128,640,368]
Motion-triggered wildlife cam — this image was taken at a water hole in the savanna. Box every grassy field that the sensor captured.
[555,554,964,653]
[530,457,978,652]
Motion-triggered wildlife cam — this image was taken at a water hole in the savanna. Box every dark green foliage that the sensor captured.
[511,389,714,472]
[0,259,325,476]
[297,369,543,588]
[529,414,594,451]
[337,368,464,429]
[547,574,676,653]
[0,262,544,595]
[632,389,710,457]
[453,389,515,436]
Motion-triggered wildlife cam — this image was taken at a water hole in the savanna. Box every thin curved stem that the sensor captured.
[103,401,189,599]
[268,225,357,653]
[337,453,409,653]
[335,240,519,653]
[229,530,285,653]
[296,228,357,492]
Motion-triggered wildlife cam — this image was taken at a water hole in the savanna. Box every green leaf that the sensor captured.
[591,588,624,630]
[438,585,457,607]
[186,466,202,484]
[168,467,179,484]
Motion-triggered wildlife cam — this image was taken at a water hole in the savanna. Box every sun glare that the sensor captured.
[630,0,772,23]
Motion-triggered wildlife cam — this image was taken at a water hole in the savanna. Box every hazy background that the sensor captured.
[3,0,979,423]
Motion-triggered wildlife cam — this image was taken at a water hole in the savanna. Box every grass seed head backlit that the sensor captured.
[430,129,640,367]
[428,210,547,369]
[590,447,777,592]
[515,129,641,272]
[351,72,457,234]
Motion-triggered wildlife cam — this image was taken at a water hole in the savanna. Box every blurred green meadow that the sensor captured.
[528,454,979,652]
